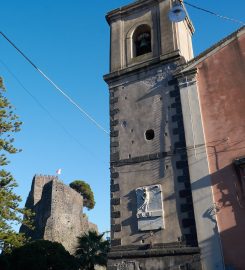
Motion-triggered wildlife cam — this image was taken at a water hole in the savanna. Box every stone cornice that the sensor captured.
[106,0,160,24]
[108,246,201,259]
[106,0,194,34]
[104,50,182,84]
[174,67,197,79]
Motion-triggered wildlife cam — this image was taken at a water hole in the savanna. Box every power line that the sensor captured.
[0,31,109,135]
[0,59,108,165]
[184,1,245,26]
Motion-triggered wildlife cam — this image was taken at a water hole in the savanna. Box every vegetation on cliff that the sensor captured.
[0,78,33,253]
[69,180,95,210]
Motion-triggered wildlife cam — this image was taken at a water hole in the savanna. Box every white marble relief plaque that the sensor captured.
[136,184,164,231]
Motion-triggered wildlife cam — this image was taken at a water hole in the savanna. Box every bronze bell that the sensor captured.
[139,37,148,49]
[136,32,151,56]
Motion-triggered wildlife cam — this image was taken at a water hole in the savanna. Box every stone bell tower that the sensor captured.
[104,0,202,269]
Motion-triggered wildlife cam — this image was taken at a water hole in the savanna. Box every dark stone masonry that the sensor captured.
[20,174,97,254]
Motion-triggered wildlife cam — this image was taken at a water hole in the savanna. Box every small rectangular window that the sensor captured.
[234,156,245,207]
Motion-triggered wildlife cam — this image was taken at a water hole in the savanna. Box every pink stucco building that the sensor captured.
[177,26,245,270]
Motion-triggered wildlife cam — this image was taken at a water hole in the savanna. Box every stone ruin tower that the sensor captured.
[104,0,202,269]
[20,175,97,254]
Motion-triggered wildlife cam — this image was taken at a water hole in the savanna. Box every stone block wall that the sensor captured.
[107,61,198,249]
[20,175,97,254]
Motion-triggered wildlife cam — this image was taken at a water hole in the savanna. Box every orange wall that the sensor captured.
[197,33,245,270]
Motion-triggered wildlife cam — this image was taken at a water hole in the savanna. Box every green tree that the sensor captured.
[0,78,33,253]
[0,253,9,270]
[75,231,110,270]
[69,180,95,210]
[4,240,79,270]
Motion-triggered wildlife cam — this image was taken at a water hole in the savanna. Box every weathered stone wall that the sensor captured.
[107,247,201,270]
[106,61,197,249]
[104,0,202,268]
[20,175,97,254]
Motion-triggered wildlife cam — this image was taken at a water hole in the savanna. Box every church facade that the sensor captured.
[104,0,203,269]
[104,1,244,269]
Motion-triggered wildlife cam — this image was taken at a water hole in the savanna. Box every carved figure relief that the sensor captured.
[136,185,164,231]
[137,187,150,216]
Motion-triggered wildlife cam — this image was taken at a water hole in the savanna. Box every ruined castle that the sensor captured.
[20,175,97,254]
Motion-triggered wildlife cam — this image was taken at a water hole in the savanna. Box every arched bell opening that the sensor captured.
[133,24,152,57]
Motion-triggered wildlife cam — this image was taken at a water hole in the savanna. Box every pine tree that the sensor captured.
[69,180,95,210]
[0,77,33,253]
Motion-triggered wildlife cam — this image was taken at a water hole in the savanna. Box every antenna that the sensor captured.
[168,1,187,22]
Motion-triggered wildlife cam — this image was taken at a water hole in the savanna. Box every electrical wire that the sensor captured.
[0,59,108,165]
[1,4,243,135]
[1,4,243,136]
[0,31,109,135]
[184,1,245,26]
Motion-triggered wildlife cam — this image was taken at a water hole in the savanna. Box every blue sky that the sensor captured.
[0,0,244,234]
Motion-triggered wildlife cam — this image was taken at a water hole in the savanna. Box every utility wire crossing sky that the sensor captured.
[0,31,109,135]
[0,0,244,234]
[0,1,243,138]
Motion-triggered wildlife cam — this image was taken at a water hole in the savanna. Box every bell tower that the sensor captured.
[104,0,202,269]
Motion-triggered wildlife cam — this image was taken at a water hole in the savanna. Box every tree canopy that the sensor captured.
[0,78,33,253]
[75,231,110,270]
[1,240,79,270]
[69,180,95,210]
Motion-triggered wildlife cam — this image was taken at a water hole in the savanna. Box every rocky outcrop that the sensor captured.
[20,175,98,254]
